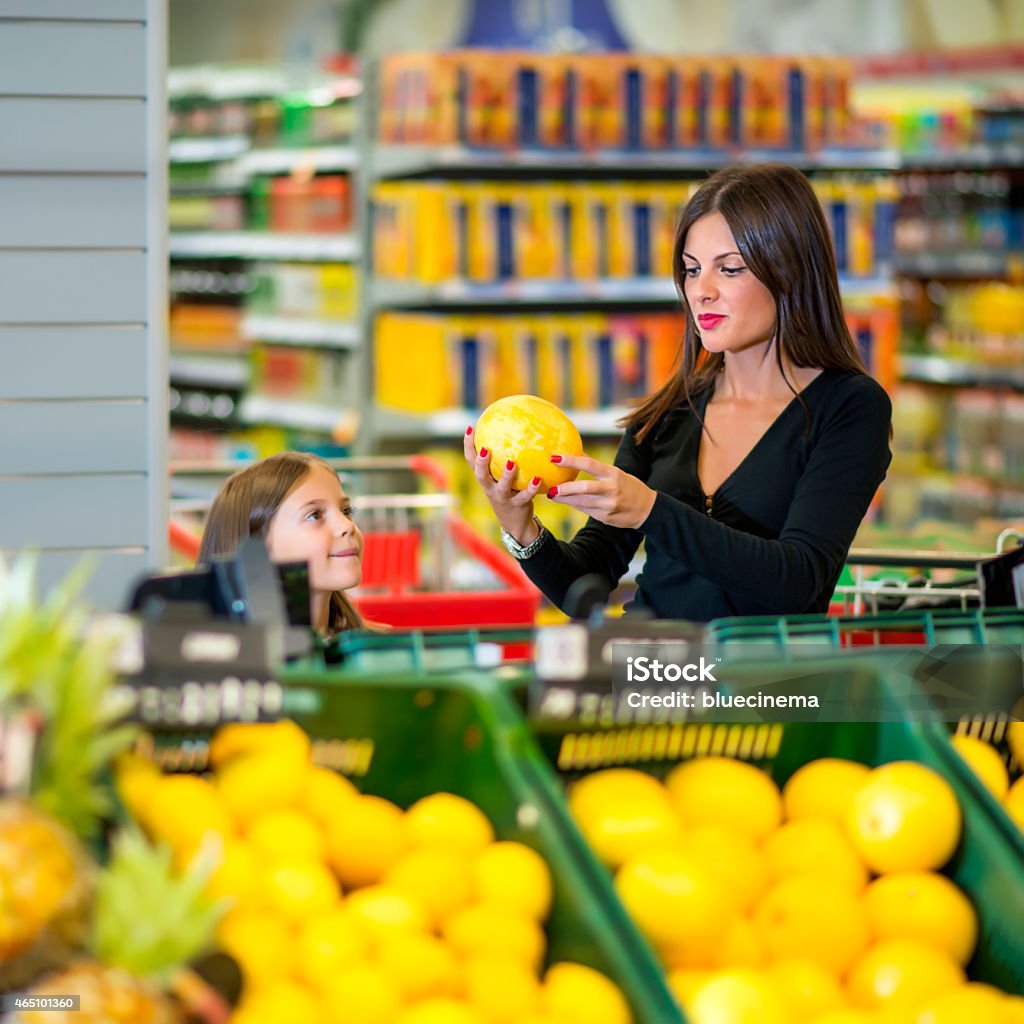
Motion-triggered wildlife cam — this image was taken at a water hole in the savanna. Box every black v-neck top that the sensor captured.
[521,370,892,622]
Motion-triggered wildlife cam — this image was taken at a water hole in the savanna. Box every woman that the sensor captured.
[464,163,892,621]
[198,452,364,635]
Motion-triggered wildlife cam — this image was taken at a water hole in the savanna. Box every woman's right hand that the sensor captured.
[464,427,544,544]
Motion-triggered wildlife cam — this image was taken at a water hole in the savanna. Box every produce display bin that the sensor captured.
[519,655,1024,995]
[142,669,686,1024]
[707,607,1024,653]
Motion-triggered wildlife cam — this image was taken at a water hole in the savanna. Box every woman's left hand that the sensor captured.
[546,454,657,529]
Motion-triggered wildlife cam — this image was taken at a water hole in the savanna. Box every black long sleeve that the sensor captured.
[519,370,892,622]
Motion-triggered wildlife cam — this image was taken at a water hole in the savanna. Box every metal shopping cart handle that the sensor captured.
[847,530,1024,571]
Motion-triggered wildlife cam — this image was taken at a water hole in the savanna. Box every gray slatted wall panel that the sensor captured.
[0,5,166,610]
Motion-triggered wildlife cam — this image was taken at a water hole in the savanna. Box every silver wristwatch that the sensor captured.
[500,515,549,560]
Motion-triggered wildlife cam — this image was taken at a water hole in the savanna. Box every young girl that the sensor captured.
[197,452,364,636]
[466,162,893,621]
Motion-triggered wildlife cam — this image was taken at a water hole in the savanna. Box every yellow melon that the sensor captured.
[474,395,583,491]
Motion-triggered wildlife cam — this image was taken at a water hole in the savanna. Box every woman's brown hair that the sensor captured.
[623,162,869,443]
[197,451,363,633]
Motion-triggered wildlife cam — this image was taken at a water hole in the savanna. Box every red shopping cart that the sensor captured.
[168,454,541,630]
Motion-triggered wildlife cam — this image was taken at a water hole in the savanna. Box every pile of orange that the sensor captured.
[568,755,1024,1024]
[952,728,1024,834]
[116,721,633,1024]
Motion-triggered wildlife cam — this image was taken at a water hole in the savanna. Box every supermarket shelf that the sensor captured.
[372,275,893,308]
[374,405,630,439]
[899,143,1024,170]
[168,135,250,164]
[894,251,1010,278]
[373,278,678,307]
[238,395,348,432]
[168,231,360,261]
[234,144,358,175]
[241,315,360,349]
[169,353,249,390]
[372,145,901,178]
[899,353,1024,390]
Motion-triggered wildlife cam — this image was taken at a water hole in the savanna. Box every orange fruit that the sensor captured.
[782,758,871,827]
[540,962,632,1024]
[951,734,1010,800]
[568,768,683,868]
[1007,721,1024,766]
[473,841,553,921]
[474,395,583,492]
[246,808,326,863]
[209,719,310,768]
[216,752,308,826]
[396,1000,488,1024]
[235,980,320,1023]
[614,848,736,964]
[847,761,961,873]
[344,884,430,945]
[462,953,542,1023]
[712,916,765,970]
[667,968,714,1008]
[375,932,460,1001]
[321,963,402,1024]
[805,1012,873,1024]
[204,838,263,907]
[761,818,868,894]
[144,774,233,856]
[862,870,978,966]
[676,824,768,913]
[914,982,1011,1024]
[263,859,340,920]
[767,958,846,1021]
[665,757,783,843]
[846,939,964,1010]
[404,792,495,855]
[442,903,546,970]
[1004,776,1024,832]
[295,906,370,991]
[300,765,359,826]
[325,794,408,887]
[752,876,869,977]
[385,847,474,926]
[688,970,788,1024]
[216,907,295,983]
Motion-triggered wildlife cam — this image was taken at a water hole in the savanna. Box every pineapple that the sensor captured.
[0,553,135,990]
[0,554,228,1020]
[8,829,227,1024]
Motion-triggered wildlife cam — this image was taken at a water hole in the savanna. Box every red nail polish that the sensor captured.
[531,476,542,487]
[466,425,473,436]
[506,459,515,471]
[479,448,489,458]
[550,454,562,463]
[547,486,559,498]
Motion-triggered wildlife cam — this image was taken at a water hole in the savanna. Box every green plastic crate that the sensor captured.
[154,668,684,1024]
[707,608,1024,655]
[323,627,534,676]
[519,656,1024,995]
[900,646,1024,866]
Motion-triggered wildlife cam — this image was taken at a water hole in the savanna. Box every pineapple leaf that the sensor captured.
[91,828,228,985]
[0,552,137,838]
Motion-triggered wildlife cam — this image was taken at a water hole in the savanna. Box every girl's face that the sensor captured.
[265,464,363,596]
[682,211,778,355]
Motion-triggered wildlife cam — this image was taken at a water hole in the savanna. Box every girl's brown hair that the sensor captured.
[623,162,869,443]
[197,451,363,633]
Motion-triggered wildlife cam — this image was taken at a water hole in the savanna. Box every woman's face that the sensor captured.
[265,464,363,595]
[681,211,777,355]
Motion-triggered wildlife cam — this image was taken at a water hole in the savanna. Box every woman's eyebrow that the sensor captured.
[299,498,325,510]
[682,250,743,261]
